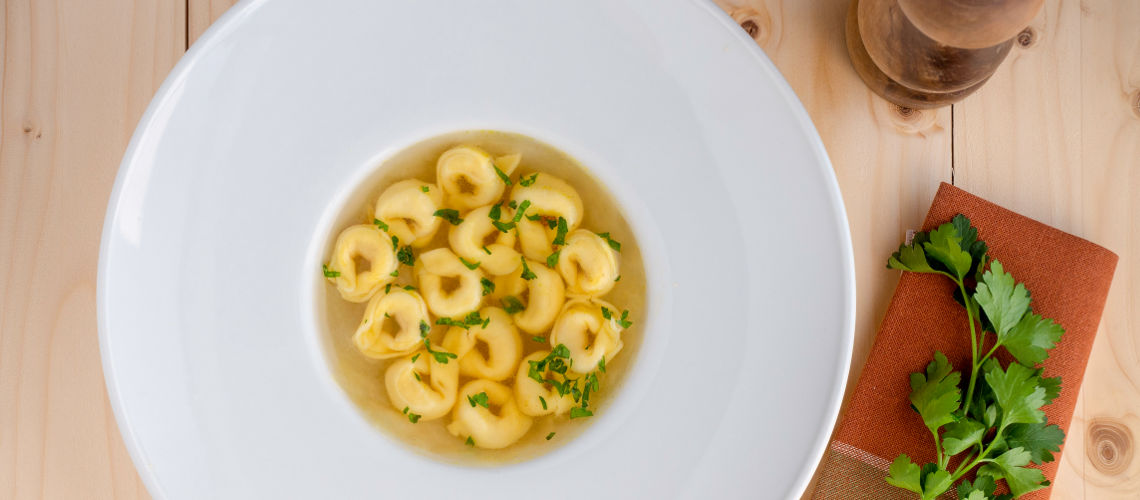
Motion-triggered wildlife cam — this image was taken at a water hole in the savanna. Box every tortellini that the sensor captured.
[515,351,577,417]
[558,230,620,297]
[415,248,484,318]
[511,174,584,262]
[447,380,533,449]
[326,224,399,302]
[353,289,430,359]
[448,205,521,275]
[442,307,522,381]
[437,146,515,211]
[385,349,460,421]
[549,298,625,374]
[374,179,444,247]
[323,142,638,453]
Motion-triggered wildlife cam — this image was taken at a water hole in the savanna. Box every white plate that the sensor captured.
[99,0,855,498]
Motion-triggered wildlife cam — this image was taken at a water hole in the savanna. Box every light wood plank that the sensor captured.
[188,0,239,46]
[0,0,184,499]
[955,0,1140,498]
[712,1,952,496]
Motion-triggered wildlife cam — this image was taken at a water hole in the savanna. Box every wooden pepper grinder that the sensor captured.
[847,0,1045,109]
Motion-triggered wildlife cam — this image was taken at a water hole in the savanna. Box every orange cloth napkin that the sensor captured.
[812,183,1118,499]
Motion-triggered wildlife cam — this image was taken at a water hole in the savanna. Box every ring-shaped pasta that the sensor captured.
[549,298,625,374]
[447,380,533,449]
[514,351,577,417]
[510,174,584,261]
[508,259,565,334]
[374,179,444,248]
[353,289,431,359]
[439,307,522,381]
[557,229,620,297]
[414,248,484,318]
[326,224,399,302]
[436,146,506,212]
[448,205,520,276]
[384,350,460,421]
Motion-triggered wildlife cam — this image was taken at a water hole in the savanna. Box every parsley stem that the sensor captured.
[958,280,981,416]
[931,428,945,469]
[949,422,1009,483]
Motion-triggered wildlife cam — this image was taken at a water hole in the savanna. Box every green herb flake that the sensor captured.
[413,371,421,381]
[410,353,421,363]
[322,264,341,278]
[389,269,399,277]
[493,163,511,186]
[546,250,561,268]
[480,277,495,296]
[385,283,392,294]
[492,220,515,233]
[597,232,622,252]
[402,406,409,414]
[519,173,539,186]
[467,392,490,408]
[373,218,389,232]
[433,208,464,225]
[569,407,593,419]
[397,245,414,266]
[407,412,422,423]
[502,296,525,314]
[512,200,531,222]
[458,256,481,270]
[419,320,430,337]
[545,432,556,441]
[552,217,568,245]
[508,200,518,210]
[488,203,502,221]
[421,185,430,192]
[403,285,417,291]
[391,235,399,250]
[482,245,492,255]
[539,396,548,410]
[465,436,476,447]
[600,307,612,320]
[531,335,545,343]
[597,357,606,373]
[520,257,537,280]
[618,310,633,328]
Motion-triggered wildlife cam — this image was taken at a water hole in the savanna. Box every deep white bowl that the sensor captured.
[98,0,855,498]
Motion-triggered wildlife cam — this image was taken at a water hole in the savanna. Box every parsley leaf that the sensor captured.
[983,360,1047,426]
[458,256,480,270]
[407,412,422,423]
[322,264,340,278]
[596,232,622,252]
[569,407,593,419]
[976,447,1048,498]
[941,418,986,455]
[1004,422,1064,464]
[403,285,417,292]
[884,455,923,496]
[545,432,555,440]
[397,245,415,266]
[492,164,511,186]
[421,338,458,363]
[923,222,974,280]
[512,200,531,222]
[389,269,399,277]
[546,250,561,268]
[597,357,606,373]
[373,218,389,231]
[420,185,429,192]
[467,392,490,408]
[519,257,536,280]
[482,245,492,255]
[410,353,420,363]
[501,296,525,314]
[433,208,463,225]
[975,261,1032,338]
[552,217,568,246]
[492,220,515,233]
[466,436,476,447]
[480,277,495,296]
[519,173,538,186]
[488,203,502,221]
[618,310,633,328]
[1002,311,1064,366]
[956,476,997,500]
[887,241,938,274]
[419,320,430,337]
[908,352,961,432]
[538,396,547,410]
[391,235,399,250]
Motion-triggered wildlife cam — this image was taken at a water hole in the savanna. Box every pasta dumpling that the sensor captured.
[557,229,620,297]
[447,380,533,449]
[374,179,444,247]
[511,174,584,261]
[326,224,399,302]
[436,146,514,211]
[500,259,565,334]
[415,248,484,318]
[448,204,521,275]
[353,289,431,359]
[441,308,522,381]
[514,351,577,417]
[549,298,625,374]
[385,349,460,421]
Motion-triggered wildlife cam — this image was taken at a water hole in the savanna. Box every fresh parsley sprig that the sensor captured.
[884,215,1065,499]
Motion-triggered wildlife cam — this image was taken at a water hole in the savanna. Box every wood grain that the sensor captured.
[0,0,183,499]
[188,0,238,46]
[954,0,1140,498]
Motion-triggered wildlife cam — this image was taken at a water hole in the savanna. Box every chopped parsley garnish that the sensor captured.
[546,250,561,268]
[519,173,539,186]
[488,203,502,221]
[539,396,548,410]
[402,406,409,414]
[373,218,389,232]
[465,436,475,447]
[322,264,340,278]
[384,283,392,294]
[545,432,556,440]
[614,275,621,282]
[512,200,531,222]
[601,307,612,320]
[467,392,490,408]
[397,245,414,266]
[618,310,633,328]
[403,285,417,291]
[526,213,544,222]
[408,412,422,423]
[413,371,421,381]
[597,357,606,373]
[389,269,399,277]
[482,245,492,255]
[597,232,622,252]
[436,311,486,330]
[492,163,511,186]
[433,208,464,225]
[384,312,391,319]
[391,235,399,250]
[420,185,429,192]
[508,200,518,210]
[520,257,537,280]
[552,217,568,245]
[531,335,545,343]
[480,277,495,296]
[492,220,515,233]
[501,296,525,314]
[419,320,430,337]
[410,353,421,363]
[458,256,481,270]
[569,407,593,419]
[422,338,458,363]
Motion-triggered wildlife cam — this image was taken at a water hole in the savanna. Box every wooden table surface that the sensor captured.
[1,0,1136,498]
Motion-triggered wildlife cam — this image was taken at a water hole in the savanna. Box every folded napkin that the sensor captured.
[812,183,1118,499]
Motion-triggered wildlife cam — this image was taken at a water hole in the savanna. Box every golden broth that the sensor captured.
[318,130,646,465]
